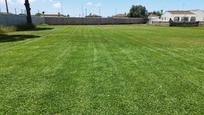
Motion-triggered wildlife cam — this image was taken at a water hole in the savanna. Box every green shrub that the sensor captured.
[0,28,3,34]
[0,24,37,34]
[0,25,16,34]
[38,24,49,26]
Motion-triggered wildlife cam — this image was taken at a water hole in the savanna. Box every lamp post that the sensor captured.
[5,0,9,14]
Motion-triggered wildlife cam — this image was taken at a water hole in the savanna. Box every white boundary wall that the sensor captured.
[0,14,45,25]
[44,17,147,25]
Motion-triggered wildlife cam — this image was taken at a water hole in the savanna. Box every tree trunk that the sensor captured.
[5,0,9,14]
[24,0,32,24]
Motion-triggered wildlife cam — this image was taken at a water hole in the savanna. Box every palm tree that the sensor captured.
[24,0,32,24]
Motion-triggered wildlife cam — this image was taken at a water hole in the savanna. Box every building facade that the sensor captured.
[191,10,204,22]
[148,14,160,24]
[160,10,204,22]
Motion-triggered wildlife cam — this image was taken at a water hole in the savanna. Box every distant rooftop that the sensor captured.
[43,13,65,17]
[167,11,195,15]
[191,9,204,11]
[148,14,160,18]
[112,13,128,18]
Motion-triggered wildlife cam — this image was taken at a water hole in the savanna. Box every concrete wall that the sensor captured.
[44,17,147,25]
[32,16,45,25]
[0,15,147,25]
[151,21,169,26]
[200,21,204,26]
[151,21,204,26]
[148,17,160,24]
[0,14,45,25]
[0,14,27,25]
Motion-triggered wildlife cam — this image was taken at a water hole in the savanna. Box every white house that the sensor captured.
[191,10,204,22]
[160,10,204,22]
[161,11,196,22]
[148,14,160,24]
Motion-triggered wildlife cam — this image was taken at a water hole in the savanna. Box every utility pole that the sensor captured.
[5,0,9,14]
[61,2,64,14]
[21,9,23,14]
[98,7,101,16]
[85,8,87,17]
[81,6,84,17]
[15,8,17,15]
[115,8,118,15]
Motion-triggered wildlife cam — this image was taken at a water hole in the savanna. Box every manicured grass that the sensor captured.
[0,25,204,114]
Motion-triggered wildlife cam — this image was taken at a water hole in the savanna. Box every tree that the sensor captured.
[85,13,102,18]
[149,10,163,17]
[24,0,32,24]
[5,0,9,14]
[35,13,42,16]
[128,5,148,18]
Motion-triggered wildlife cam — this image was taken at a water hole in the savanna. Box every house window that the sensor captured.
[174,17,180,22]
[190,17,196,22]
[162,17,166,21]
[181,17,189,22]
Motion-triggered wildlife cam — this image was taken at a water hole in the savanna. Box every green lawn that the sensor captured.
[0,25,204,114]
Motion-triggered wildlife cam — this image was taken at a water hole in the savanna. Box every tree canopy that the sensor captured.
[148,10,163,17]
[128,5,148,18]
[86,13,102,18]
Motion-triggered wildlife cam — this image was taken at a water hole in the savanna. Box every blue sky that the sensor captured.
[0,0,204,17]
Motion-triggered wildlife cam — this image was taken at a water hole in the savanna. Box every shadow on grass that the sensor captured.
[0,34,40,42]
[16,25,54,31]
[31,27,54,31]
[17,27,54,31]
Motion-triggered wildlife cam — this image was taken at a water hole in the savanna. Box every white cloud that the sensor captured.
[86,2,93,6]
[0,0,36,5]
[53,2,61,8]
[0,0,13,4]
[95,3,101,7]
[16,0,26,4]
[86,2,101,7]
[0,0,61,8]
[0,0,4,4]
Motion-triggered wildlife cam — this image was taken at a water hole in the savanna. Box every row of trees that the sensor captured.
[128,5,163,18]
[128,5,147,18]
